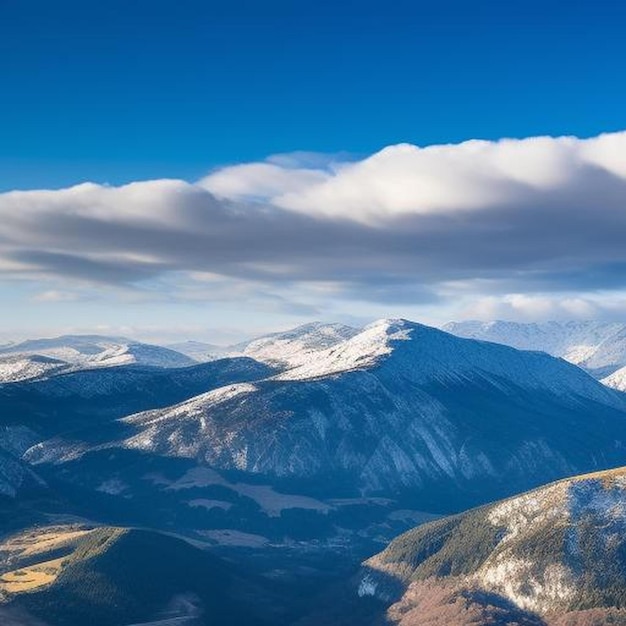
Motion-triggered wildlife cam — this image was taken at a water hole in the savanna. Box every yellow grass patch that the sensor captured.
[0,557,66,593]
[0,528,91,558]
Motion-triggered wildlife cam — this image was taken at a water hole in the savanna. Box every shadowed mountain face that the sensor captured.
[0,357,275,437]
[332,466,626,626]
[0,357,275,501]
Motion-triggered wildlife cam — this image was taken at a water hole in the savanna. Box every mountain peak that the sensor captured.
[275,318,416,380]
[238,321,359,368]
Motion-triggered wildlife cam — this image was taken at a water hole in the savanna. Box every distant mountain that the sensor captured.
[165,323,360,366]
[344,466,626,625]
[0,355,73,383]
[235,322,360,368]
[1,523,278,626]
[165,340,226,362]
[443,320,626,378]
[0,334,196,371]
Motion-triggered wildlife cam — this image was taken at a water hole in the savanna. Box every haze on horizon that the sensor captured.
[2,0,626,344]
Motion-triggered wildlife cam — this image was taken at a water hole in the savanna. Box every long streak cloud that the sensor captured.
[3,131,626,307]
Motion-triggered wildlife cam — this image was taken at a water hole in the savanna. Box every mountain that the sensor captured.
[602,366,626,392]
[443,320,626,378]
[5,319,626,623]
[110,319,626,503]
[165,340,226,362]
[0,356,276,509]
[341,466,626,625]
[0,355,73,383]
[22,319,626,575]
[0,522,280,626]
[164,323,360,366]
[235,322,360,368]
[0,357,275,447]
[0,335,196,370]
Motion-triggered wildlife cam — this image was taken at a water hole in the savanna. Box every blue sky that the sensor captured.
[2,0,626,342]
[3,0,626,189]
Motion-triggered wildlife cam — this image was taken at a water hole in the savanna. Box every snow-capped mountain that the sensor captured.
[0,334,196,370]
[352,466,626,625]
[443,319,626,377]
[603,365,626,392]
[0,354,73,383]
[235,322,360,368]
[164,323,359,366]
[39,320,626,513]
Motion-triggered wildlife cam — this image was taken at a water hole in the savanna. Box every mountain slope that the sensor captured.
[235,322,359,368]
[0,357,276,503]
[0,335,195,370]
[0,355,73,383]
[352,466,626,625]
[0,357,274,439]
[443,320,626,378]
[43,320,626,511]
[0,523,278,626]
[602,365,626,392]
[0,449,42,498]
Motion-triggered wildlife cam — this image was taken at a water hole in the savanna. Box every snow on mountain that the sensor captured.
[581,326,626,376]
[278,319,621,401]
[46,319,626,511]
[355,466,626,624]
[0,335,196,370]
[443,319,626,377]
[602,365,626,392]
[236,322,360,368]
[0,354,73,383]
[89,341,196,368]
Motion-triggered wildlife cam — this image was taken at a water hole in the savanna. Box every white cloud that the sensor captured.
[461,293,626,322]
[202,131,626,223]
[32,290,79,303]
[200,162,330,200]
[2,130,626,320]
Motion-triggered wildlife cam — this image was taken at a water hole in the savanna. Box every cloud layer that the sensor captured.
[3,131,626,316]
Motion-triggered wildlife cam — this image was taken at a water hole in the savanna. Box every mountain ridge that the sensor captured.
[444,319,626,379]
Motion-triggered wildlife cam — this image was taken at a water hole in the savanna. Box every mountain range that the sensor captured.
[2,319,626,624]
[0,335,196,382]
[444,320,626,381]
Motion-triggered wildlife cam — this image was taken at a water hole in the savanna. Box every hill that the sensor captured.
[0,523,278,626]
[346,466,626,625]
